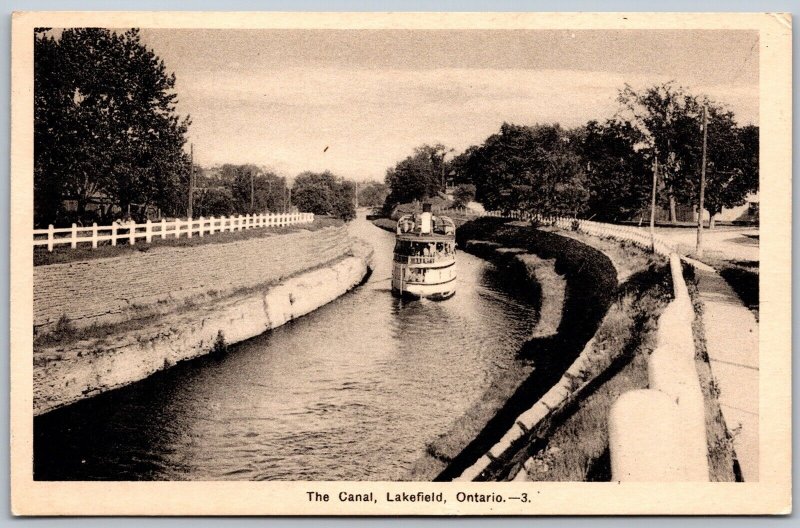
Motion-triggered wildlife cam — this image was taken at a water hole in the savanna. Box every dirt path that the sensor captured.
[686,256,759,481]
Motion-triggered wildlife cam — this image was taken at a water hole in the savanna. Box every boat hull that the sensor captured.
[391,261,456,300]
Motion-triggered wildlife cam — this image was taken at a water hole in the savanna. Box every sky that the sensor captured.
[138,29,759,181]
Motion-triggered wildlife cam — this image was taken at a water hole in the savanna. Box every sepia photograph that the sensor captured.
[9,11,792,516]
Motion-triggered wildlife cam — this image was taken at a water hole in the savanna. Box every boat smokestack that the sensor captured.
[420,203,433,234]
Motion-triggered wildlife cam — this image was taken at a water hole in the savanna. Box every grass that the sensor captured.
[33,252,356,350]
[520,263,670,482]
[698,256,759,320]
[518,261,737,482]
[429,218,621,482]
[683,264,739,481]
[34,216,343,266]
[553,228,663,284]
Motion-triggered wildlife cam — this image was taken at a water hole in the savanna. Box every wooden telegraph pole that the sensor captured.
[188,143,194,219]
[650,150,658,251]
[696,105,708,258]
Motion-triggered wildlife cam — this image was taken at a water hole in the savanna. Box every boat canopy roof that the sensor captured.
[395,213,456,237]
[396,233,455,243]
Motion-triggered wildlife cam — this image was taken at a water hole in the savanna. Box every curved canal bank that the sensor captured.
[34,214,542,480]
[33,224,373,415]
[423,218,620,481]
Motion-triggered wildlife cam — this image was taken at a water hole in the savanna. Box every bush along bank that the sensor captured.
[432,217,618,482]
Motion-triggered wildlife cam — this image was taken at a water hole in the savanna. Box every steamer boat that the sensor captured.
[391,203,456,300]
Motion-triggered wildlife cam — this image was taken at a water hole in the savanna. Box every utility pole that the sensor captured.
[696,105,708,258]
[650,149,658,251]
[250,169,255,213]
[354,181,359,209]
[188,143,194,219]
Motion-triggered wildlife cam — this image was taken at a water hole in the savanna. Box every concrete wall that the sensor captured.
[34,226,352,333]
[34,243,372,416]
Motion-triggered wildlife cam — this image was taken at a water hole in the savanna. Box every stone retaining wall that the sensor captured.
[34,241,373,416]
[34,226,351,334]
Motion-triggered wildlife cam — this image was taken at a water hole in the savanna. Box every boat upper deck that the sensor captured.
[395,213,456,240]
[395,232,454,243]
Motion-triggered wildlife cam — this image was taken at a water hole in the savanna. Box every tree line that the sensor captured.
[33,28,364,227]
[384,82,758,226]
[34,28,192,227]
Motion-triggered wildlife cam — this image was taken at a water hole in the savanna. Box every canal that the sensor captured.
[34,214,538,480]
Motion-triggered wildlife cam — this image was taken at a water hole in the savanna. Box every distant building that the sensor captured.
[648,192,759,225]
[712,192,759,224]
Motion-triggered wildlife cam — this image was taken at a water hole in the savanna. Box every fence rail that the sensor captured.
[33,212,315,252]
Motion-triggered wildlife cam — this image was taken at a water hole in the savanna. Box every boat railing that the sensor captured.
[393,254,454,265]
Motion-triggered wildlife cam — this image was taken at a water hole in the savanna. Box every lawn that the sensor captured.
[33,216,343,266]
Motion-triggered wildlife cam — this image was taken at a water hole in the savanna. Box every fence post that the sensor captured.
[111,223,118,246]
[199,217,204,237]
[186,217,193,239]
[146,219,153,243]
[91,223,98,249]
[160,218,166,239]
[70,223,77,249]
[47,224,54,252]
[129,222,136,245]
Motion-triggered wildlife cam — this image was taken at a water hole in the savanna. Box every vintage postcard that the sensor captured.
[9,11,792,515]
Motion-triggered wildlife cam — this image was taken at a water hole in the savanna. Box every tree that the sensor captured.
[331,180,357,222]
[384,144,448,208]
[193,186,236,217]
[452,184,476,208]
[292,171,356,221]
[356,181,389,208]
[458,123,589,216]
[617,82,700,222]
[292,171,336,215]
[34,28,191,227]
[692,122,759,228]
[577,120,652,222]
[617,82,758,226]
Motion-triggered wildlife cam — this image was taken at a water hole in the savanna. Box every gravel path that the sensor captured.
[686,256,759,481]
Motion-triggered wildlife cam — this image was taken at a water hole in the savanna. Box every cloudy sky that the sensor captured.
[139,29,759,181]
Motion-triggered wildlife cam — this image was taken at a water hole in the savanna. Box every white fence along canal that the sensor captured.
[33,212,314,251]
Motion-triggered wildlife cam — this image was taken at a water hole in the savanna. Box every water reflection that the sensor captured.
[34,215,537,480]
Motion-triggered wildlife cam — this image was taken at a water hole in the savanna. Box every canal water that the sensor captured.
[34,214,538,480]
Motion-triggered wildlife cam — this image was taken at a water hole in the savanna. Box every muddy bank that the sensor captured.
[34,237,373,416]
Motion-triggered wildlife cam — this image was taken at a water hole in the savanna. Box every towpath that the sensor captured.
[684,256,759,481]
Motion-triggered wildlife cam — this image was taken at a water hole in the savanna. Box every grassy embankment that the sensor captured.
[376,212,735,481]
[518,233,736,482]
[34,216,343,266]
[34,217,353,349]
[426,218,620,481]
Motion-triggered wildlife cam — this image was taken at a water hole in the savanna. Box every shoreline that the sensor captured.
[34,231,373,416]
[370,216,619,481]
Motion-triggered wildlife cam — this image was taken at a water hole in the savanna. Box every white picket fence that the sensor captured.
[33,212,315,252]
